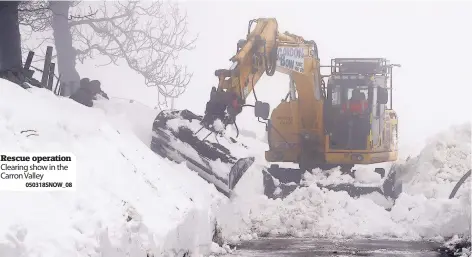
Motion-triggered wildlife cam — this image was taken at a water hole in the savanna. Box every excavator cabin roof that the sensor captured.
[331,58,390,76]
[327,58,392,88]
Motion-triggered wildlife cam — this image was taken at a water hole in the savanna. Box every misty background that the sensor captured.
[64,0,471,156]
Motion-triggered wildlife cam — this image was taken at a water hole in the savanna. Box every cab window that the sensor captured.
[331,85,341,106]
[347,87,369,101]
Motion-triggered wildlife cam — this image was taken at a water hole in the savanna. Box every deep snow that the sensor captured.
[93,98,160,146]
[395,122,471,199]
[94,97,471,254]
[214,122,471,244]
[1,76,470,256]
[0,79,225,257]
[120,96,470,246]
[441,234,472,257]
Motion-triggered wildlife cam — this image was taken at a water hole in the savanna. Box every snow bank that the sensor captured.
[0,79,222,257]
[216,123,471,243]
[92,98,160,146]
[395,122,471,200]
[439,234,471,257]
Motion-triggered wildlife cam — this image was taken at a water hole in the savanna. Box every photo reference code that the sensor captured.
[25,182,73,188]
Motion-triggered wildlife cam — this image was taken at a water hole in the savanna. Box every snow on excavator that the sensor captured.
[150,18,403,202]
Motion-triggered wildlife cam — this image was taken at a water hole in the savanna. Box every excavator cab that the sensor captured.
[324,58,398,165]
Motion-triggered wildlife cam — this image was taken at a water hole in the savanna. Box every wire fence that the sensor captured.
[24,46,179,111]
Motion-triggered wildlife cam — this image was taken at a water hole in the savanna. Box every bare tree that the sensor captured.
[19,1,52,35]
[49,1,80,96]
[19,1,196,105]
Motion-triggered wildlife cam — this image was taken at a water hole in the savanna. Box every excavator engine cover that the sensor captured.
[151,109,254,197]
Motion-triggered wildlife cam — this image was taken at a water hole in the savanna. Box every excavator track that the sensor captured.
[263,165,403,202]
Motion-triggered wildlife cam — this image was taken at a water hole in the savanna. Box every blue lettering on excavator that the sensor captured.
[277,47,305,72]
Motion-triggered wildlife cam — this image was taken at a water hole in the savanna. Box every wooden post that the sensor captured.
[24,51,34,70]
[54,74,62,95]
[24,51,35,78]
[41,46,53,88]
[47,62,55,90]
[55,83,62,96]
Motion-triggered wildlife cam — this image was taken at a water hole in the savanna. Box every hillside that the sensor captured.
[0,79,224,257]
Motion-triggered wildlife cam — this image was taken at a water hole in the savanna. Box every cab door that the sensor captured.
[325,83,349,150]
[371,76,388,150]
[371,86,381,148]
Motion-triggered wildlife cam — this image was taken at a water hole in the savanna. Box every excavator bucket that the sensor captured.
[150,109,255,197]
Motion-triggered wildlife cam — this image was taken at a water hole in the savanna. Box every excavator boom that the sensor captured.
[203,18,320,130]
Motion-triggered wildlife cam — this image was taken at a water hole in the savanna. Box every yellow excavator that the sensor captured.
[151,18,403,201]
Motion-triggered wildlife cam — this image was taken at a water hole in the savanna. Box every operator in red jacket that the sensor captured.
[342,89,368,115]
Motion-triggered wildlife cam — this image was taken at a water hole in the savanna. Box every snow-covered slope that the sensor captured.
[216,123,471,243]
[0,79,224,257]
[93,98,160,146]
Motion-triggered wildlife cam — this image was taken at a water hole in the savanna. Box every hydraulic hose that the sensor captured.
[264,41,277,76]
[449,169,471,199]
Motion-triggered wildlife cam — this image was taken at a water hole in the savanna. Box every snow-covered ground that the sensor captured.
[214,122,471,244]
[93,98,160,146]
[441,234,471,257]
[107,94,469,246]
[0,79,226,257]
[1,76,470,256]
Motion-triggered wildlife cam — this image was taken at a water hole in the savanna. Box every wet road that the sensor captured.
[224,238,444,257]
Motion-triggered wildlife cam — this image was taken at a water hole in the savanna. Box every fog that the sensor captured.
[78,0,472,154]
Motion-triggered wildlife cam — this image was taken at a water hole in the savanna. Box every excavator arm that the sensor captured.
[203,18,320,131]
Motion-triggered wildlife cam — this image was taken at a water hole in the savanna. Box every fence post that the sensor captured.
[41,46,53,88]
[47,62,55,90]
[54,74,62,95]
[24,51,35,78]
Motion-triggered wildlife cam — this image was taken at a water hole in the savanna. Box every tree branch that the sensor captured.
[19,0,196,105]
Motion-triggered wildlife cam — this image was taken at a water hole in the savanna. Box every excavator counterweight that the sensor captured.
[150,18,403,205]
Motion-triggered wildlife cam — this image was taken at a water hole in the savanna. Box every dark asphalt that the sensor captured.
[224,238,445,257]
